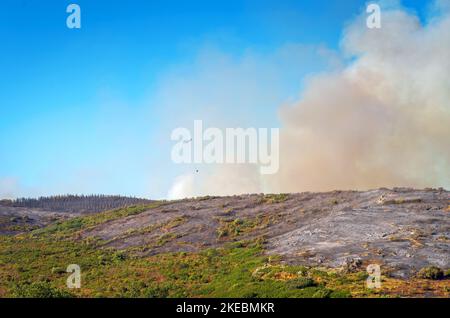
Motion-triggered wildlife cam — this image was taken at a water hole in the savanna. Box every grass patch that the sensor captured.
[216,215,275,239]
[259,194,289,204]
[417,266,444,280]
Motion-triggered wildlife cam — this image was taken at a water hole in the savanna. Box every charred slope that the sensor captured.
[0,195,153,235]
[1,188,449,277]
[77,188,449,278]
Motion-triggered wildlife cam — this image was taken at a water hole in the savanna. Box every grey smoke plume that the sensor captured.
[168,3,450,198]
[275,6,450,192]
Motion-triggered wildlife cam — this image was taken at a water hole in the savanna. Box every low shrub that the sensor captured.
[11,282,74,298]
[417,266,444,280]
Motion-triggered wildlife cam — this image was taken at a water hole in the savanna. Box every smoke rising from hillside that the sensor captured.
[168,4,450,198]
[274,6,450,192]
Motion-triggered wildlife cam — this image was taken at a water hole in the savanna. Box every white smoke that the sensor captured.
[167,165,263,199]
[275,5,450,192]
[167,174,195,200]
[0,177,20,199]
[168,2,450,198]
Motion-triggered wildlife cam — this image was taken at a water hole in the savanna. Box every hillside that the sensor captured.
[0,195,153,235]
[0,188,448,298]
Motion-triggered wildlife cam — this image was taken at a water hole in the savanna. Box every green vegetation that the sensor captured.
[287,277,316,289]
[216,215,277,239]
[417,266,444,280]
[383,197,423,205]
[10,281,74,298]
[156,233,181,247]
[259,194,289,204]
[217,218,257,238]
[0,221,360,298]
[222,208,234,215]
[196,195,218,201]
[0,240,375,298]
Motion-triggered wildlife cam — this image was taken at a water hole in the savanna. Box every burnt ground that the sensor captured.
[1,188,449,278]
[0,206,77,235]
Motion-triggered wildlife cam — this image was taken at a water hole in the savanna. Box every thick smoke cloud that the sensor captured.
[275,6,450,192]
[168,3,450,198]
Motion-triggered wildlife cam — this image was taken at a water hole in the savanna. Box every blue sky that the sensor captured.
[0,0,437,199]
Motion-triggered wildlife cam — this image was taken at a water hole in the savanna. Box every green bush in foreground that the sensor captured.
[417,266,444,280]
[11,281,74,298]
